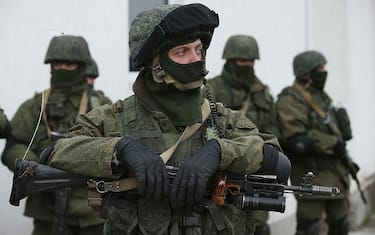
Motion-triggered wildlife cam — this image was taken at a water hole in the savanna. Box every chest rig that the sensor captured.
[110,95,209,165]
[100,96,246,235]
[42,89,89,141]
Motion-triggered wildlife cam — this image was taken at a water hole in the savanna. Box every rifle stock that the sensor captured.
[10,159,89,206]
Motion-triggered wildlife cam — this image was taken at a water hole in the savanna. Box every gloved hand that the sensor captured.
[115,136,169,200]
[170,139,221,208]
[333,138,346,158]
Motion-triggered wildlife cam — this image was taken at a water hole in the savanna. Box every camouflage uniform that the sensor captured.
[46,4,290,235]
[1,35,111,235]
[276,51,351,235]
[0,107,11,138]
[207,35,279,235]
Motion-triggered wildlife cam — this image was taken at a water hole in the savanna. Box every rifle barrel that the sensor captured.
[284,185,340,196]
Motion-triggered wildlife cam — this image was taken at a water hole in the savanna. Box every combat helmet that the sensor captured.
[223,35,260,60]
[129,3,219,68]
[83,58,99,78]
[293,50,327,77]
[44,35,92,64]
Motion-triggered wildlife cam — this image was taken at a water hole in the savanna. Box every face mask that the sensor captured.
[50,68,83,89]
[233,63,255,79]
[224,60,255,88]
[159,50,207,85]
[311,71,328,91]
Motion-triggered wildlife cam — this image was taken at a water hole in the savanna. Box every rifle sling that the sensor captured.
[293,82,341,136]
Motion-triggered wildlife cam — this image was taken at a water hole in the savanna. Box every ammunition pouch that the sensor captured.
[334,107,352,141]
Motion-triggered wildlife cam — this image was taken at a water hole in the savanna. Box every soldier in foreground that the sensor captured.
[46,3,291,235]
[1,35,112,235]
[207,35,279,235]
[276,50,358,235]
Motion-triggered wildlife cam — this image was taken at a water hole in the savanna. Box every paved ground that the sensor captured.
[350,213,375,235]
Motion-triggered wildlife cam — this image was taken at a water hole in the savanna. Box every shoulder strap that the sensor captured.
[160,98,211,163]
[293,81,341,136]
[41,89,52,141]
[78,90,88,116]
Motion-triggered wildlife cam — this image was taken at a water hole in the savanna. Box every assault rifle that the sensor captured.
[10,160,340,212]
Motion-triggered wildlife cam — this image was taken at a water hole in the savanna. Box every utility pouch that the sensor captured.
[87,180,103,210]
[335,107,352,141]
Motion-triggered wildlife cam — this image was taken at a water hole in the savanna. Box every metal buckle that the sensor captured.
[95,180,121,193]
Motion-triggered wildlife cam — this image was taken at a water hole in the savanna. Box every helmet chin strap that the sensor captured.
[151,55,203,91]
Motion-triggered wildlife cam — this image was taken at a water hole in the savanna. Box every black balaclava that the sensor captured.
[50,64,86,93]
[311,70,328,91]
[223,60,256,89]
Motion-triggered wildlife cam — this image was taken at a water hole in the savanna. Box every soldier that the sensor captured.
[207,35,279,235]
[46,3,291,235]
[1,35,112,235]
[207,35,279,138]
[0,107,11,138]
[84,58,99,89]
[83,58,112,109]
[276,50,353,235]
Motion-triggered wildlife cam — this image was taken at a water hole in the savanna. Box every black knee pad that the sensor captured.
[328,216,350,235]
[254,223,270,235]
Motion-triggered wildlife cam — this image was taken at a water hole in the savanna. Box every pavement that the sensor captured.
[350,213,375,235]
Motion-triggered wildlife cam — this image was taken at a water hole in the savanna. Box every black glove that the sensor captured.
[333,138,346,158]
[115,136,169,200]
[170,139,221,208]
[256,144,291,184]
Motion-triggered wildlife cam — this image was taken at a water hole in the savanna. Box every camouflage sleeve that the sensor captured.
[49,104,121,179]
[2,99,39,170]
[214,104,280,174]
[276,93,338,155]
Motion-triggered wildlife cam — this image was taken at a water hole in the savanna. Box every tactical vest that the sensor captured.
[208,75,279,137]
[100,96,254,235]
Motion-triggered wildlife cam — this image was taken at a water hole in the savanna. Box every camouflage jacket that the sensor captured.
[1,86,112,227]
[49,72,280,235]
[276,83,350,199]
[207,69,280,138]
[0,107,10,137]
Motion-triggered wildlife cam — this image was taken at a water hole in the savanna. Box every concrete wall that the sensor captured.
[0,0,374,234]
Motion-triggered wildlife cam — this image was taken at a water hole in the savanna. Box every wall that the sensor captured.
[0,0,374,234]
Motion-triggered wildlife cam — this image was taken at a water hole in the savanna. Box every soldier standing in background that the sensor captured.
[207,34,280,235]
[83,58,112,108]
[45,4,291,234]
[276,50,355,235]
[1,35,112,235]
